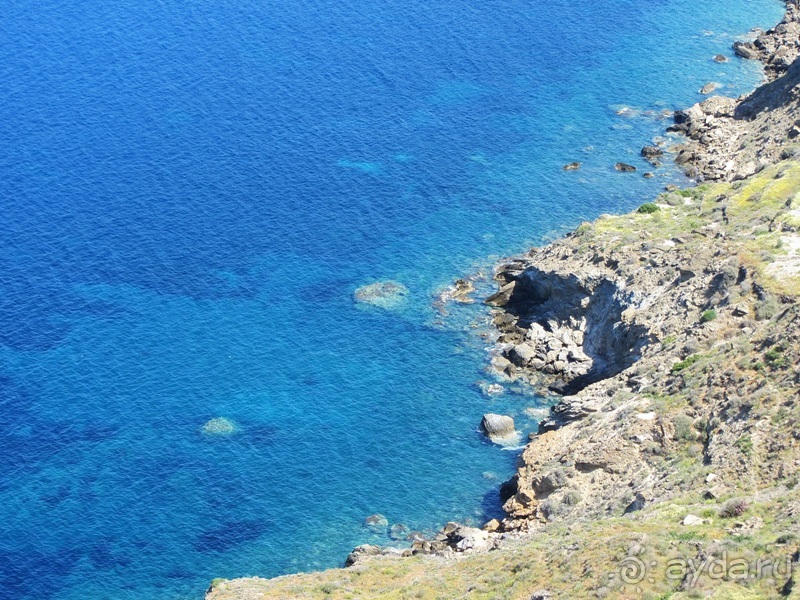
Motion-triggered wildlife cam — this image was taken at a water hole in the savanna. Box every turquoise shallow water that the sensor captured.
[0,0,785,598]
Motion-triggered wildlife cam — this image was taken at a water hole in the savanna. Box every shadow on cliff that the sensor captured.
[502,268,652,395]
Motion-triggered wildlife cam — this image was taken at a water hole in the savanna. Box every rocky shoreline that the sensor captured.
[206,4,800,598]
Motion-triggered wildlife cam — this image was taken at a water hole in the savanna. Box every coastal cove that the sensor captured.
[0,1,788,599]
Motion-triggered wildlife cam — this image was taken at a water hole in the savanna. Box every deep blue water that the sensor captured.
[0,0,784,598]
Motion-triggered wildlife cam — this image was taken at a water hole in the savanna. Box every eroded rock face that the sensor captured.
[487,261,650,395]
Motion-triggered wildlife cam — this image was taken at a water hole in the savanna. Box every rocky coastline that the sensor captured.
[207,3,800,598]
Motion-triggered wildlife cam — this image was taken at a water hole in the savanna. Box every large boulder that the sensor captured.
[480,413,517,444]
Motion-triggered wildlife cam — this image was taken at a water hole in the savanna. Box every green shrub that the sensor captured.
[672,354,702,373]
[735,435,754,456]
[700,309,717,323]
[637,202,660,214]
[765,345,788,368]
[673,415,696,441]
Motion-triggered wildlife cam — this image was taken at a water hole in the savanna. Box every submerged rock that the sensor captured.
[354,281,409,309]
[388,523,410,541]
[364,514,389,531]
[562,162,581,171]
[202,417,237,436]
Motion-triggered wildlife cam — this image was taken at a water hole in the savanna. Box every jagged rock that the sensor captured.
[485,281,516,307]
[508,343,538,367]
[641,145,664,161]
[734,41,759,59]
[531,591,553,600]
[615,162,637,172]
[451,278,475,303]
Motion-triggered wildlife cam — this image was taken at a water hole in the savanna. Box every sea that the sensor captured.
[0,0,784,598]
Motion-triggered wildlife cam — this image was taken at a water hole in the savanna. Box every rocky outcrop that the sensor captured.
[486,254,652,395]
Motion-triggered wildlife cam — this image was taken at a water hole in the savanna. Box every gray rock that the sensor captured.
[699,82,719,95]
[480,413,516,441]
[615,162,637,172]
[562,162,581,171]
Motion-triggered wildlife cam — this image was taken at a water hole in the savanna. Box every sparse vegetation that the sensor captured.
[672,354,702,373]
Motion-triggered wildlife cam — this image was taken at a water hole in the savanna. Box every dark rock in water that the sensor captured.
[406,530,426,543]
[641,146,664,167]
[641,146,663,160]
[451,278,475,303]
[643,172,655,179]
[615,162,637,172]
[364,514,389,531]
[562,162,581,171]
[713,54,729,63]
